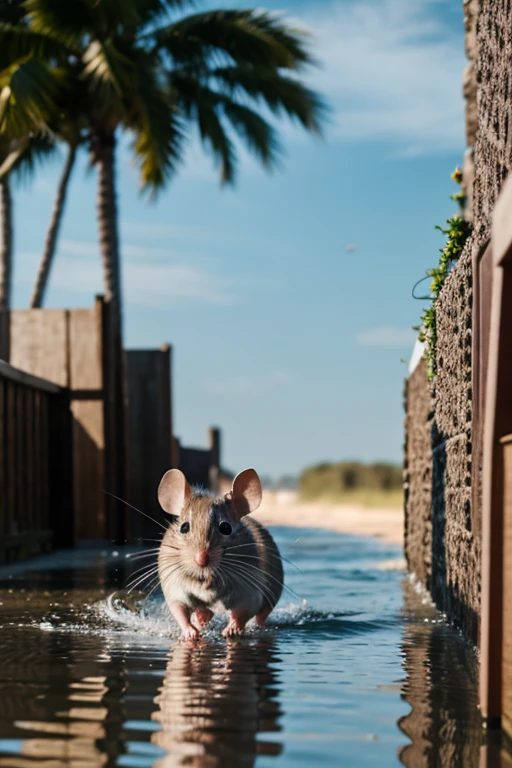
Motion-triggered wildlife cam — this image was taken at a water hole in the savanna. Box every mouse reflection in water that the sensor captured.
[150,636,283,768]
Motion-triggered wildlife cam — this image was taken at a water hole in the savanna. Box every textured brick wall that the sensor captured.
[404,360,434,590]
[405,0,512,644]
[432,249,480,642]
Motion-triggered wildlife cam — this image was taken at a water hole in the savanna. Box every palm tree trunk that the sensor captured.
[96,135,122,323]
[94,132,126,543]
[0,177,13,311]
[30,144,77,308]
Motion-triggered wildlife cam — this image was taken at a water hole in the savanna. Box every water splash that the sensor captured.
[88,590,375,641]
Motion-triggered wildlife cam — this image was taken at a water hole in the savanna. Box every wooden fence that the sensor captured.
[0,361,73,564]
[125,345,174,541]
[2,297,126,542]
[478,175,512,736]
[0,302,227,556]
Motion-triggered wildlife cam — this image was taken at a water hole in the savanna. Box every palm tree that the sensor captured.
[0,161,12,311]
[0,134,56,309]
[20,0,325,332]
[0,29,64,309]
[28,140,76,308]
[29,62,89,309]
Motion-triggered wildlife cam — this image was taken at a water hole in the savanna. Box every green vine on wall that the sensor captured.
[416,168,472,380]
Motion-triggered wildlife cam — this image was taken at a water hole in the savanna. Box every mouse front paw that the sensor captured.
[222,620,244,637]
[222,612,249,637]
[181,624,199,642]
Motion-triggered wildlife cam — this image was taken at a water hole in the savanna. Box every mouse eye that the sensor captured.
[180,522,190,534]
[218,521,232,536]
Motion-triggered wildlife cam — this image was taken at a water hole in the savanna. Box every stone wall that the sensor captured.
[431,250,480,642]
[404,361,434,590]
[405,0,512,643]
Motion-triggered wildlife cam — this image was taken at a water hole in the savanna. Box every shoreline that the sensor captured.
[257,491,404,548]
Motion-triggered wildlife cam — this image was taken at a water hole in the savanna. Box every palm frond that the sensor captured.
[210,65,326,134]
[152,10,314,70]
[222,101,280,169]
[0,136,28,178]
[0,132,56,181]
[82,38,135,102]
[11,131,57,181]
[24,0,93,45]
[129,57,184,192]
[196,96,235,185]
[0,57,64,136]
[0,23,70,70]
[135,0,193,28]
[171,76,236,184]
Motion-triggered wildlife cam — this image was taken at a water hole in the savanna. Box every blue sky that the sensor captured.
[11,0,466,478]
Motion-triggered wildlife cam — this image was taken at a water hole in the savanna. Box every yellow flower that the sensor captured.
[451,167,463,184]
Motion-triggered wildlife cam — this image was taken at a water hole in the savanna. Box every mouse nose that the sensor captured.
[195,549,209,567]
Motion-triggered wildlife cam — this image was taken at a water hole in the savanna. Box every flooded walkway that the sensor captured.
[0,528,482,767]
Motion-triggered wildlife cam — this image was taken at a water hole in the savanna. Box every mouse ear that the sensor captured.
[158,469,192,516]
[229,468,262,519]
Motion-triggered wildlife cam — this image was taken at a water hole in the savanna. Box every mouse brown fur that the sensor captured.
[157,468,283,640]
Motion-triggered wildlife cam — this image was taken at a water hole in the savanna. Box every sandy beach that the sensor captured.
[257,491,406,569]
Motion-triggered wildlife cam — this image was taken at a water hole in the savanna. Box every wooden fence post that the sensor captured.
[480,176,512,726]
[48,391,74,548]
[209,427,221,496]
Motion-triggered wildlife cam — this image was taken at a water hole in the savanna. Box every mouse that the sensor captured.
[157,467,283,640]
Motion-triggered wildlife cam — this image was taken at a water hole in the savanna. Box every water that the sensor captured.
[0,527,483,767]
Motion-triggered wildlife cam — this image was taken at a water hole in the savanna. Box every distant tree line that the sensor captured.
[299,461,402,501]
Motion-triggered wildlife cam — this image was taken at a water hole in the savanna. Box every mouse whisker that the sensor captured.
[126,564,162,592]
[136,537,165,544]
[105,491,168,533]
[126,561,162,579]
[137,568,181,597]
[141,574,162,596]
[125,549,160,561]
[223,566,275,606]
[224,550,303,574]
[145,578,163,599]
[225,555,300,600]
[223,562,277,608]
[159,565,184,594]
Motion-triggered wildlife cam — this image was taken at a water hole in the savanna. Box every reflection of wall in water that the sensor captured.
[398,580,482,768]
[151,638,283,768]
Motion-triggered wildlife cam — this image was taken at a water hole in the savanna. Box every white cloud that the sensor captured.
[203,371,291,395]
[294,0,466,155]
[17,242,235,307]
[356,325,416,347]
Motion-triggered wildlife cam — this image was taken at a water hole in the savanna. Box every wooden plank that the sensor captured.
[48,392,74,548]
[480,198,512,721]
[34,389,42,535]
[501,435,512,737]
[71,400,105,540]
[125,348,171,540]
[0,379,5,539]
[480,180,512,723]
[209,427,221,495]
[40,392,50,532]
[6,381,16,536]
[492,176,512,267]
[0,309,10,361]
[25,387,35,534]
[100,297,126,543]
[68,304,106,541]
[0,360,64,394]
[69,308,103,391]
[9,309,68,386]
